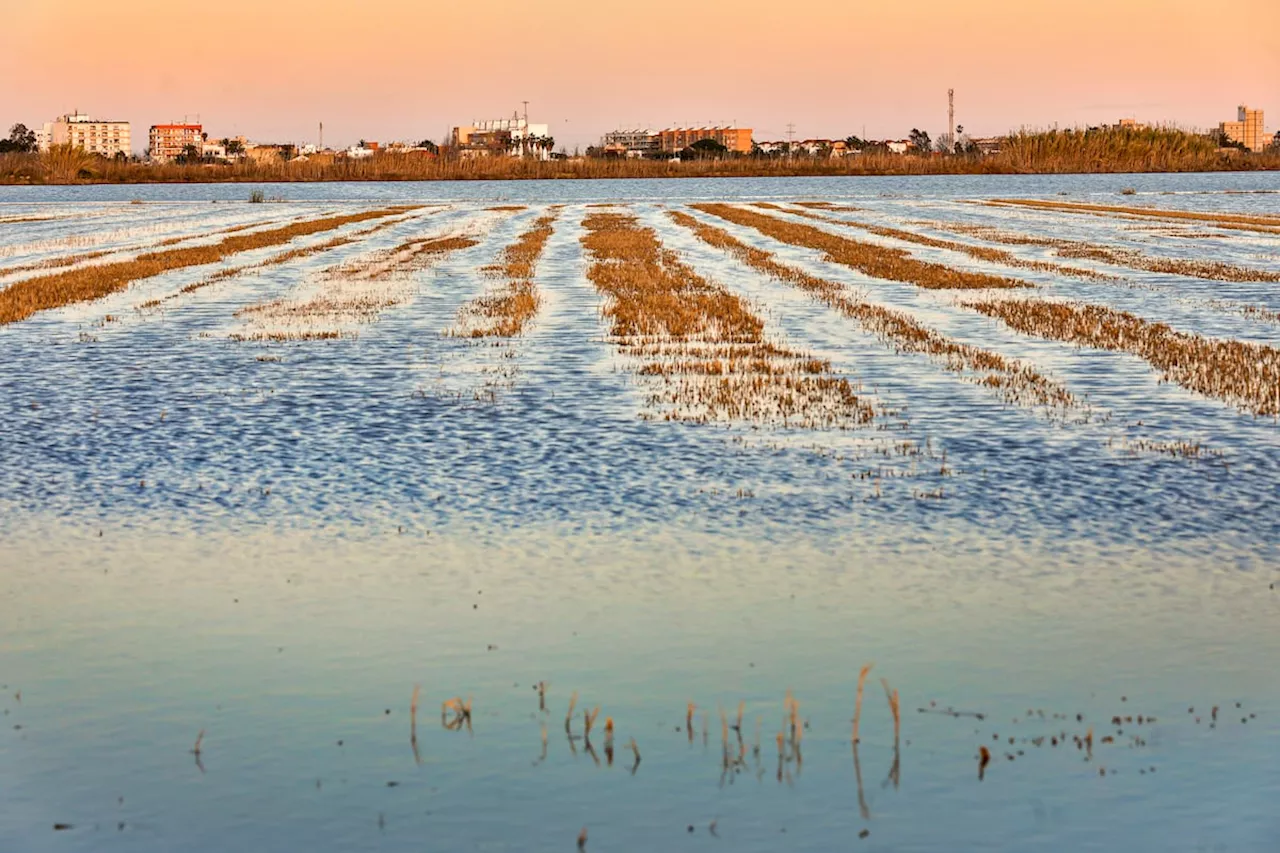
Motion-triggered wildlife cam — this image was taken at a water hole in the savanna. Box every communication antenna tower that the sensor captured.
[948,89,955,145]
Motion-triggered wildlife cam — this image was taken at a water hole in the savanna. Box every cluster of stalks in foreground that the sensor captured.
[773,204,1111,281]
[231,231,477,342]
[928,221,1280,284]
[580,212,874,428]
[987,199,1280,235]
[692,204,1027,290]
[0,207,416,324]
[966,298,1280,416]
[453,209,561,337]
[668,211,1078,414]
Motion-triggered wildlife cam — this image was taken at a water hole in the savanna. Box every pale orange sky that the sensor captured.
[3,0,1277,151]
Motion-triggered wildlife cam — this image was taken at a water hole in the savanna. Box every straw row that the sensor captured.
[987,198,1280,234]
[452,209,560,337]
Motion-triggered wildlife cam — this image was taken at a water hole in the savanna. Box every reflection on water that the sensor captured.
[2,174,1279,851]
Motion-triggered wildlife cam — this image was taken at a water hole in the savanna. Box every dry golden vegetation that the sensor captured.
[693,204,1029,290]
[231,231,478,342]
[453,210,560,337]
[966,298,1280,416]
[987,199,1280,235]
[779,205,1112,281]
[669,211,1078,414]
[580,212,874,428]
[930,221,1280,283]
[0,207,416,324]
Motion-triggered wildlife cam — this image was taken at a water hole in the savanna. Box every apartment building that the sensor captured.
[40,113,132,158]
[657,127,752,154]
[149,123,204,162]
[600,129,659,158]
[452,116,552,158]
[1220,105,1266,152]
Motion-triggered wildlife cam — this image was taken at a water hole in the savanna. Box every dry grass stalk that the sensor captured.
[932,220,1280,283]
[988,198,1280,234]
[966,298,1280,416]
[881,678,901,744]
[565,691,578,733]
[853,663,874,744]
[584,705,601,739]
[580,211,874,428]
[693,203,1027,290]
[670,210,1077,414]
[783,206,1110,281]
[192,730,204,755]
[0,207,416,324]
[978,745,991,780]
[453,210,559,337]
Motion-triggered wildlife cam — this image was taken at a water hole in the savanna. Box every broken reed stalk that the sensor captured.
[853,663,874,744]
[565,691,578,733]
[192,730,204,755]
[881,678,901,745]
[584,705,600,739]
[734,700,745,732]
[691,203,1028,290]
[0,207,418,324]
[669,210,1077,414]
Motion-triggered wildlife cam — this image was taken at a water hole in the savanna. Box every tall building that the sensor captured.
[1219,105,1265,152]
[149,123,204,162]
[657,127,752,155]
[451,116,552,158]
[40,113,132,158]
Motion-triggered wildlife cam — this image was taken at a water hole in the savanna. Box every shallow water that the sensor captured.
[2,174,1278,851]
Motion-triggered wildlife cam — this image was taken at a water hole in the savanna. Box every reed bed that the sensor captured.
[693,204,1028,290]
[232,231,476,341]
[0,207,413,324]
[452,210,560,337]
[930,221,1280,283]
[966,298,1280,416]
[669,210,1078,413]
[987,199,1280,235]
[580,211,874,428]
[780,206,1111,281]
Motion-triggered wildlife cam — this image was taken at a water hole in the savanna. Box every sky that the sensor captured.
[2,0,1277,151]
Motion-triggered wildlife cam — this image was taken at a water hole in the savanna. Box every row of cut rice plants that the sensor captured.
[451,208,561,338]
[581,211,874,429]
[0,207,418,325]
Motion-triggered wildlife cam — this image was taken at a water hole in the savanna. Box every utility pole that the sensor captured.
[948,89,955,150]
[319,121,323,151]
[786,122,796,157]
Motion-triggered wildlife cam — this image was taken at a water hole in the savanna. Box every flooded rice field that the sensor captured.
[2,174,1278,851]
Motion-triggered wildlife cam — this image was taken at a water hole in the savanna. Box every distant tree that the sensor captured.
[0,123,38,154]
[843,135,866,152]
[908,128,932,154]
[683,138,728,160]
[415,139,439,154]
[177,143,201,164]
[222,138,245,155]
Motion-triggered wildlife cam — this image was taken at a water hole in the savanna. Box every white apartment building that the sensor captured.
[40,113,132,158]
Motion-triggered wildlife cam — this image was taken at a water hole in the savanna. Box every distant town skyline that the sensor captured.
[3,0,1277,151]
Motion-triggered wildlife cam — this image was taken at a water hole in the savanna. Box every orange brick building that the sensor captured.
[149,123,204,162]
[658,127,752,154]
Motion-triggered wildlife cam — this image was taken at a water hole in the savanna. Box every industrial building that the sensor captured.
[149,123,204,162]
[39,113,132,158]
[1220,105,1266,152]
[657,127,752,155]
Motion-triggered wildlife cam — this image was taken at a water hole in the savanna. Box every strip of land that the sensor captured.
[0,207,416,324]
[986,199,1280,235]
[453,209,560,337]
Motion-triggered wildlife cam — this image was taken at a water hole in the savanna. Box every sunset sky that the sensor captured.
[3,0,1277,151]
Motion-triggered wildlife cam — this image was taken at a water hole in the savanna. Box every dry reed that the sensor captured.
[853,664,873,744]
[580,211,874,428]
[693,203,1028,290]
[966,298,1280,416]
[670,210,1078,414]
[0,207,413,324]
